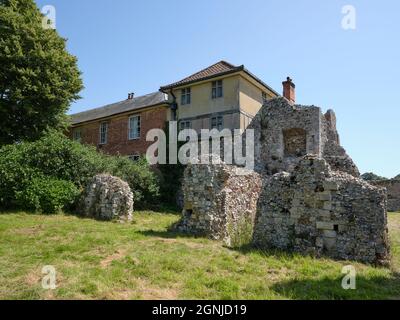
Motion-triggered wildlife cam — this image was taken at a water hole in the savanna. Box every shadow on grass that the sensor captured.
[137,228,207,240]
[0,209,58,217]
[229,243,301,259]
[270,272,400,300]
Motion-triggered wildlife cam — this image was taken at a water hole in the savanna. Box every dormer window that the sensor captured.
[212,80,223,99]
[181,88,191,105]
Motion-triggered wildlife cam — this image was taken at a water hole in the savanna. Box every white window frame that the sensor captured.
[99,122,108,145]
[211,115,223,130]
[179,120,191,131]
[181,87,191,105]
[212,80,223,99]
[128,115,141,140]
[73,128,82,142]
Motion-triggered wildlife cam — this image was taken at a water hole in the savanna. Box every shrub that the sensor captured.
[0,131,160,212]
[0,143,38,208]
[15,176,80,214]
[21,131,109,186]
[107,156,160,208]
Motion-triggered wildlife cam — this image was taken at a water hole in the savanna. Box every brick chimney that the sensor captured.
[127,92,135,100]
[282,77,295,103]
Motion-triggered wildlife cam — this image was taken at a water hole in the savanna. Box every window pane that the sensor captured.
[129,116,140,139]
[73,130,81,142]
[136,117,141,137]
[217,86,223,97]
[211,117,217,128]
[100,123,107,144]
[218,116,223,130]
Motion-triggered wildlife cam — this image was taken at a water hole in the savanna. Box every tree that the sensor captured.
[361,172,388,181]
[0,0,83,144]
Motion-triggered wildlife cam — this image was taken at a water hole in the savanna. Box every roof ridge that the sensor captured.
[160,60,241,90]
[191,60,238,76]
[219,60,238,68]
[71,91,163,116]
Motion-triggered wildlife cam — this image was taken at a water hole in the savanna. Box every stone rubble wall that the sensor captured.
[247,97,360,177]
[175,161,262,247]
[179,97,390,265]
[80,174,134,222]
[370,179,400,212]
[321,110,360,177]
[253,156,390,265]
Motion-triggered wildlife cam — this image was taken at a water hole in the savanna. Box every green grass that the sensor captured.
[0,210,399,300]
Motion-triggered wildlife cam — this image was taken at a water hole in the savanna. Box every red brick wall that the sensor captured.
[68,105,169,156]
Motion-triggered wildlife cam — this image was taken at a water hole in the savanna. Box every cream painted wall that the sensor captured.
[171,71,278,131]
[238,75,276,118]
[173,74,240,120]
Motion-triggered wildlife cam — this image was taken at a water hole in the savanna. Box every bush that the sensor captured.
[0,131,160,212]
[107,156,160,208]
[15,176,80,214]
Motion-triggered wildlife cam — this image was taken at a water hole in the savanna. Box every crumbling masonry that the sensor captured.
[370,179,400,212]
[176,97,390,265]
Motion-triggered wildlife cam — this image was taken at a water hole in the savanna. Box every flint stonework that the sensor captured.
[80,174,134,222]
[177,97,390,265]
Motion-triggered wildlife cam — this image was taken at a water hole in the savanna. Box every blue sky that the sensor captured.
[35,0,400,178]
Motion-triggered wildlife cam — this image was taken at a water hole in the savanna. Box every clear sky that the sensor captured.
[35,0,400,178]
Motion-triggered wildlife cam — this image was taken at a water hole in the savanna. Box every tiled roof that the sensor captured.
[160,61,244,90]
[160,60,279,96]
[70,91,168,125]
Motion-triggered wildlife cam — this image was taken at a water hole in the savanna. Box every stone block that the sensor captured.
[318,210,331,218]
[323,230,337,238]
[316,221,334,230]
[323,181,339,191]
[323,237,337,251]
[318,192,332,201]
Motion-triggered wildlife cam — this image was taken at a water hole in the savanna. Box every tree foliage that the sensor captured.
[0,0,83,144]
[361,172,388,181]
[0,131,161,212]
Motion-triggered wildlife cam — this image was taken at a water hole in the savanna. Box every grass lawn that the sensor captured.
[0,210,399,300]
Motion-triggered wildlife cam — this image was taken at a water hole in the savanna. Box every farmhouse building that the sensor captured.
[68,61,282,158]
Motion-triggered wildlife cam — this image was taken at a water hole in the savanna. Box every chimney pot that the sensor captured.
[282,77,295,104]
[128,92,134,100]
